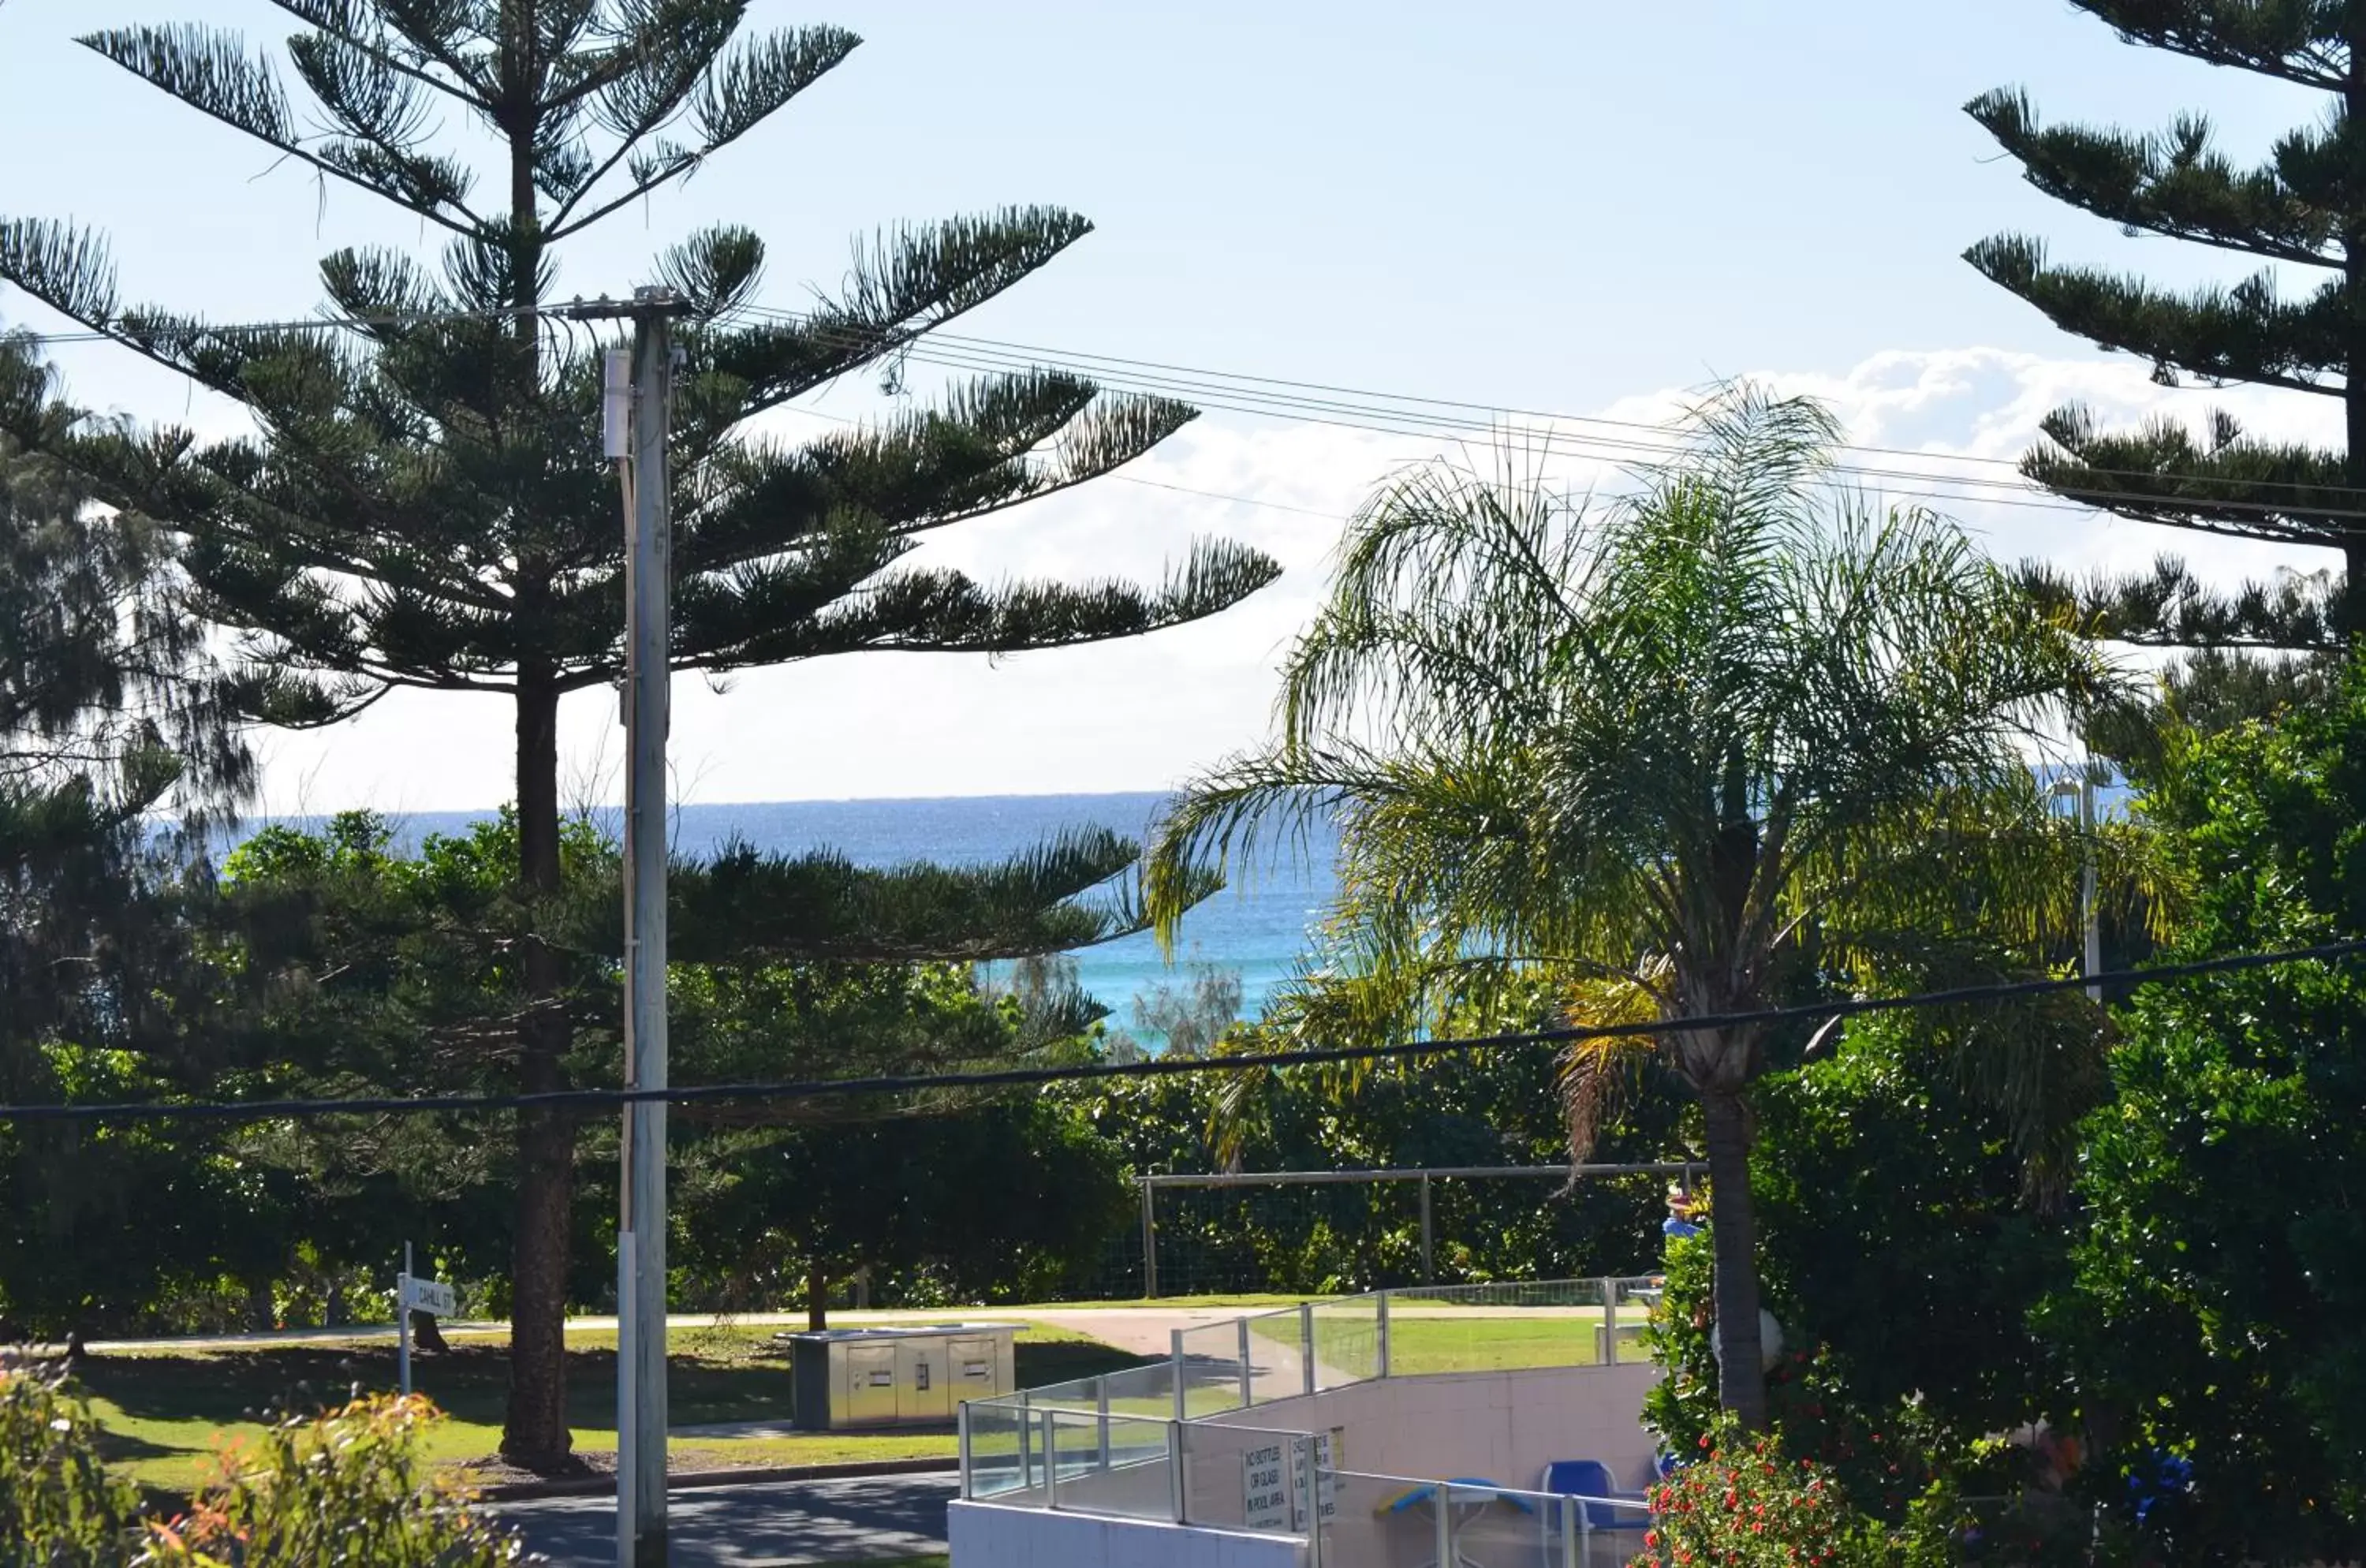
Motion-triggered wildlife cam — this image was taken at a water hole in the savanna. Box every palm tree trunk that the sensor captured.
[1702,1088,1768,1429]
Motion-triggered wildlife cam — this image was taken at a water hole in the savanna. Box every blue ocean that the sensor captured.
[312,792,1338,1029]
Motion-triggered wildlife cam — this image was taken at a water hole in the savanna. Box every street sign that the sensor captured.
[401,1274,457,1317]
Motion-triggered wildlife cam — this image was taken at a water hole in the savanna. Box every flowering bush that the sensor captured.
[1637,1414,1876,1568]
[139,1393,531,1566]
[1641,1233,1956,1521]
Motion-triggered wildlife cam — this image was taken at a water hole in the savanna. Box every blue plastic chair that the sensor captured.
[1539,1460,1650,1528]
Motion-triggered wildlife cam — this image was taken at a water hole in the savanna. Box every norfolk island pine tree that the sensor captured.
[1968,2,2366,653]
[0,2,1278,1467]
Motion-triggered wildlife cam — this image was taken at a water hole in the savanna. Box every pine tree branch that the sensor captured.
[265,0,494,111]
[545,25,858,237]
[670,538,1283,672]
[536,3,751,235]
[0,346,524,622]
[673,370,1184,575]
[692,209,1099,424]
[2021,401,2363,548]
[542,149,702,241]
[286,32,485,225]
[2066,0,2346,89]
[1966,233,2348,395]
[221,665,391,728]
[267,0,498,108]
[2017,552,2343,651]
[648,827,1211,965]
[1966,89,2340,267]
[538,0,736,118]
[78,25,479,237]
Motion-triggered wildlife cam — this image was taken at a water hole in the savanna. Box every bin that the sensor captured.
[782,1323,1021,1430]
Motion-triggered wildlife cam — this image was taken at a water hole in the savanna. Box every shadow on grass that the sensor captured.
[71,1330,1152,1435]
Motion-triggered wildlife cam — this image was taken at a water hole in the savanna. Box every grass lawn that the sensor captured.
[69,1321,1148,1493]
[1007,1292,1319,1311]
[1379,1315,1644,1375]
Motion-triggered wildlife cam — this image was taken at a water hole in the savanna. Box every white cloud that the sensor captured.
[237,346,2346,812]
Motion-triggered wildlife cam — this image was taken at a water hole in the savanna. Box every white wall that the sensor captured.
[949,1501,1307,1568]
[1206,1362,1661,1493]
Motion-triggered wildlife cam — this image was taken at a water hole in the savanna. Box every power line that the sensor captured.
[741,303,2366,513]
[6,935,2359,1126]
[770,400,1349,523]
[751,312,2366,528]
[17,297,2366,517]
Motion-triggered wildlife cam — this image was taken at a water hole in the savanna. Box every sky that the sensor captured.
[0,0,2342,813]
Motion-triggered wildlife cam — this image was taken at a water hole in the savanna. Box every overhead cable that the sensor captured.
[5,935,2359,1126]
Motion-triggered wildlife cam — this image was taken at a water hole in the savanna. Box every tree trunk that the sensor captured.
[807,1259,830,1333]
[500,672,578,1470]
[411,1309,450,1355]
[1702,1088,1768,1429]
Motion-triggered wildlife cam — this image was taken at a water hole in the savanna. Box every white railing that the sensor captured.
[1319,1469,1648,1568]
[957,1274,1664,1547]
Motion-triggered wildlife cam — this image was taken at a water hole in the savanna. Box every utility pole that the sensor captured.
[2052,771,2102,1003]
[2078,773,2100,1004]
[588,286,681,1568]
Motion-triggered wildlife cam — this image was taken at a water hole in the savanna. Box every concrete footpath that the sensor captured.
[494,1473,956,1567]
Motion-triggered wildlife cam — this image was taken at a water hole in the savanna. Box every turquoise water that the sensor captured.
[319,792,1337,1025]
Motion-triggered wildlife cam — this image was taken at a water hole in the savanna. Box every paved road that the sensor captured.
[495,1474,956,1567]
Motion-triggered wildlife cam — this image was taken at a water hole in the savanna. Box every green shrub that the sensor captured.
[0,1368,144,1566]
[1639,1413,2151,1568]
[2,1373,529,1567]
[137,1394,528,1566]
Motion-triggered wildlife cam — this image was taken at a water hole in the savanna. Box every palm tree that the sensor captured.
[1145,385,2118,1426]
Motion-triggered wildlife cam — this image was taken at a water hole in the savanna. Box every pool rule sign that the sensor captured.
[1243,1432,1337,1532]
